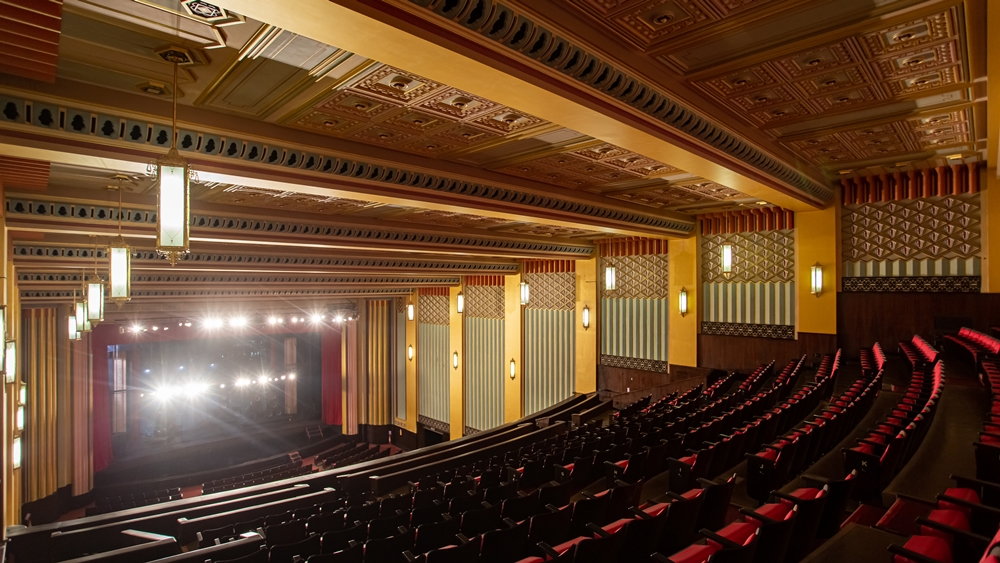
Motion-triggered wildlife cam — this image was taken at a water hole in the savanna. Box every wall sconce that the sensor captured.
[452,352,459,369]
[16,405,23,432]
[407,302,414,321]
[12,436,21,469]
[721,244,733,277]
[4,341,15,384]
[605,266,617,290]
[509,358,516,380]
[679,287,689,317]
[457,291,464,314]
[407,345,414,361]
[810,263,824,297]
[582,305,590,330]
[520,282,530,306]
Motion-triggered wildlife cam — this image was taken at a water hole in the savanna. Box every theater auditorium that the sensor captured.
[0,0,998,562]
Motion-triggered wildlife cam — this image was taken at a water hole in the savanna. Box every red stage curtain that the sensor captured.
[321,327,342,426]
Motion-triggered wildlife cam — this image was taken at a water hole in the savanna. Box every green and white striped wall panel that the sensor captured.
[601,297,669,361]
[702,281,795,326]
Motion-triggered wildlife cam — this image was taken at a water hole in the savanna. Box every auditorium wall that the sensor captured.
[523,260,575,416]
[417,288,449,434]
[463,276,504,434]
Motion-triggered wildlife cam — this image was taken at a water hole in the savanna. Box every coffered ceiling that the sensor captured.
[0,0,987,315]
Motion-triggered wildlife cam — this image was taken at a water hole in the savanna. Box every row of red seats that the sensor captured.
[944,328,1000,367]
[522,353,839,563]
[975,359,1000,490]
[746,367,879,506]
[900,336,939,369]
[845,358,945,504]
[861,343,887,378]
[736,361,776,397]
[772,356,806,394]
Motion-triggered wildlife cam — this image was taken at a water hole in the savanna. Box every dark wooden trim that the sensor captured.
[698,332,836,373]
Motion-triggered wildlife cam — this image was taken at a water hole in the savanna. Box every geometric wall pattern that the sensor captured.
[601,252,669,369]
[464,282,505,432]
[524,270,576,416]
[842,193,981,279]
[418,292,450,426]
[701,231,795,330]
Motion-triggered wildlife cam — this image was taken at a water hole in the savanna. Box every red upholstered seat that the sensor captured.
[678,455,697,466]
[643,502,670,518]
[852,443,875,455]
[787,487,824,501]
[919,509,970,546]
[668,543,718,563]
[602,518,631,535]
[710,522,758,548]
[744,502,794,527]
[893,535,952,563]
[938,488,980,516]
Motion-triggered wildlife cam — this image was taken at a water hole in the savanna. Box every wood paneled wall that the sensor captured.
[837,293,1000,354]
[697,333,837,373]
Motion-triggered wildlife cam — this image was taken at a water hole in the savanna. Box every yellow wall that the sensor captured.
[503,275,522,422]
[984,176,1000,292]
[400,296,418,434]
[795,205,838,334]
[574,258,597,394]
[448,286,464,439]
[668,237,699,367]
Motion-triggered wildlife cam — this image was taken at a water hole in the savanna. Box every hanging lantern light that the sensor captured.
[87,243,104,326]
[5,340,16,384]
[108,175,132,306]
[149,60,192,265]
[68,315,79,341]
[74,287,89,334]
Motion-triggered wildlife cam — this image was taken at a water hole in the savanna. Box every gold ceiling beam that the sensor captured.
[215,0,825,211]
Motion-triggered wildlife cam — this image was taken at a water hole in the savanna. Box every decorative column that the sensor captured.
[503,274,523,422]
[668,236,698,368]
[575,257,597,394]
[448,286,464,440]
[795,206,838,335]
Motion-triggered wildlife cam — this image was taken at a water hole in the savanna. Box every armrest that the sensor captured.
[700,528,740,548]
[545,504,561,513]
[629,507,653,520]
[887,544,950,563]
[915,518,991,546]
[739,507,778,524]
[686,449,702,455]
[397,526,409,535]
[769,491,803,504]
[586,522,612,538]
[455,534,470,544]
[581,491,597,499]
[403,551,419,563]
[536,542,560,559]
[893,493,937,508]
[950,474,1000,494]
[937,495,1000,517]
[799,474,830,487]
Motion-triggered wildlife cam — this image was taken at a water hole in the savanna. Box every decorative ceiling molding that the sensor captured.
[17,272,459,286]
[0,91,694,234]
[11,244,520,273]
[399,0,833,204]
[20,287,414,301]
[6,197,595,257]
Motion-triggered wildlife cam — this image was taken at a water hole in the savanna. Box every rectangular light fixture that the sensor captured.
[452,351,459,369]
[582,305,590,330]
[407,345,414,361]
[68,315,79,341]
[109,240,131,304]
[456,291,464,314]
[12,437,21,469]
[811,263,824,296]
[4,341,15,384]
[679,287,689,316]
[16,405,23,432]
[157,161,190,260]
[407,302,414,321]
[520,282,530,305]
[721,244,733,276]
[87,277,105,324]
[19,384,25,405]
[509,358,516,380]
[75,301,88,333]
[605,266,617,290]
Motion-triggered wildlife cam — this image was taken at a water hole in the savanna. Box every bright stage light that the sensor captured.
[267,316,278,325]
[152,326,159,331]
[310,314,322,324]
[335,315,343,323]
[280,375,286,380]
[184,322,191,327]
[131,324,142,333]
[235,378,249,387]
[291,317,298,324]
[229,317,247,328]
[288,373,296,380]
[219,384,225,389]
[204,318,223,329]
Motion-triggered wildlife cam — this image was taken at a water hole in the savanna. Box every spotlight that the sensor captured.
[219,384,225,389]
[184,322,191,327]
[178,323,183,327]
[267,316,278,325]
[144,369,151,373]
[335,315,344,323]
[152,326,159,331]
[235,378,249,387]
[281,375,286,380]
[310,314,322,323]
[291,317,298,324]
[277,317,283,324]
[178,366,184,370]
[288,373,296,380]
[229,317,247,328]
[131,324,142,333]
[163,327,168,331]
[204,318,223,329]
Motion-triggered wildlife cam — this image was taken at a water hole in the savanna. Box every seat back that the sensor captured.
[478,520,529,563]
[568,530,626,563]
[363,529,413,563]
[269,535,321,563]
[527,506,573,552]
[413,516,460,554]
[423,538,480,563]
[459,502,501,537]
[698,475,737,532]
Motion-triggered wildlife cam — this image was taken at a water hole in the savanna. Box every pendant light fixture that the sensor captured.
[108,175,132,306]
[73,286,90,334]
[86,242,104,326]
[149,57,193,265]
